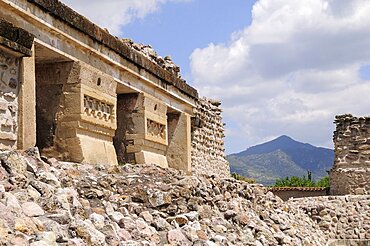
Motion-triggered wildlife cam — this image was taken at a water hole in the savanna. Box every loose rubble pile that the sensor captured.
[288,195,370,240]
[0,148,330,245]
[121,39,181,78]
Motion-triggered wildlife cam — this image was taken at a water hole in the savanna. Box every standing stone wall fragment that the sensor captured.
[191,97,230,178]
[0,50,19,149]
[331,114,370,195]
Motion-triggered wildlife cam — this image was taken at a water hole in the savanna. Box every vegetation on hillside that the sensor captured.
[231,172,256,184]
[274,171,330,188]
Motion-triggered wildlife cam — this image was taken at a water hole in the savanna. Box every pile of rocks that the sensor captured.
[288,195,370,240]
[191,98,230,178]
[0,148,329,245]
[121,39,181,78]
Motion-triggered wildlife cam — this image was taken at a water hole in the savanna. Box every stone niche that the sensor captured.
[36,61,117,165]
[0,50,19,149]
[114,93,168,168]
[330,114,370,195]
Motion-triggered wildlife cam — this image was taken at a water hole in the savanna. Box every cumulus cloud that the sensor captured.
[190,0,370,153]
[61,0,191,35]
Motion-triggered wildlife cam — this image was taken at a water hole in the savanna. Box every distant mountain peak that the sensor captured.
[276,135,292,140]
[236,135,306,157]
[227,135,334,185]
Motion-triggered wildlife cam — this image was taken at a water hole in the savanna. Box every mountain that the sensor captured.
[227,135,334,186]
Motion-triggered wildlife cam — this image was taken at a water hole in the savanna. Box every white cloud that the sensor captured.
[61,0,191,35]
[190,0,370,153]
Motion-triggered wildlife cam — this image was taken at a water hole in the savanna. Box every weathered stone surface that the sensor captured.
[21,202,45,217]
[289,195,370,240]
[192,98,230,178]
[0,19,34,56]
[1,149,369,245]
[0,151,27,176]
[331,114,370,195]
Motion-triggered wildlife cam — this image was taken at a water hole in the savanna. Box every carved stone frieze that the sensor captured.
[146,118,166,141]
[83,95,114,123]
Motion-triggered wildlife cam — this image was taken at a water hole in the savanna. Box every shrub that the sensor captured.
[316,176,330,188]
[231,173,255,184]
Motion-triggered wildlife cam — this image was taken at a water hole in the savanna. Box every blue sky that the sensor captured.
[122,0,255,78]
[63,0,370,154]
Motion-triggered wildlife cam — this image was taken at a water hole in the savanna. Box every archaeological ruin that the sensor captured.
[0,0,229,176]
[331,114,370,195]
[0,1,369,244]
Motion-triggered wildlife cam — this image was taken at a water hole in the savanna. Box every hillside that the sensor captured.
[227,135,334,185]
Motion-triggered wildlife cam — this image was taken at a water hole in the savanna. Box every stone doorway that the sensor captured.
[34,44,72,158]
[113,92,168,167]
[113,93,138,164]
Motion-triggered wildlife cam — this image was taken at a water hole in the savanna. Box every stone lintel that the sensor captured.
[0,19,34,56]
[26,0,198,99]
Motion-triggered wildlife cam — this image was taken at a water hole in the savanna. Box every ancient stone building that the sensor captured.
[0,0,229,175]
[330,114,370,195]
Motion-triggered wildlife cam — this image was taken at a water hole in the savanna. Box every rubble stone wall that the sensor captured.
[331,114,370,195]
[0,50,19,149]
[191,97,230,178]
[288,195,370,240]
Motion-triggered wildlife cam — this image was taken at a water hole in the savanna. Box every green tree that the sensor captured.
[274,171,329,187]
[316,176,330,188]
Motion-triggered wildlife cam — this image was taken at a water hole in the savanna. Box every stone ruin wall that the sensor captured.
[288,195,370,241]
[331,114,370,195]
[191,97,230,178]
[0,50,19,150]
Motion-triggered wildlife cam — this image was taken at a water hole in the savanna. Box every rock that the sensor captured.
[4,192,22,213]
[1,150,366,245]
[139,211,153,223]
[38,171,60,187]
[14,217,40,235]
[0,151,27,177]
[148,191,171,207]
[167,215,188,226]
[0,218,11,242]
[153,217,171,231]
[31,231,57,246]
[167,229,190,245]
[224,210,237,219]
[21,202,44,217]
[89,213,105,229]
[236,213,250,226]
[184,211,199,221]
[75,220,106,246]
[109,212,124,223]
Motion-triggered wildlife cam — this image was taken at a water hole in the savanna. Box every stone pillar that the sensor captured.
[330,114,370,195]
[114,93,168,168]
[18,44,36,150]
[167,112,191,174]
[36,61,117,165]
